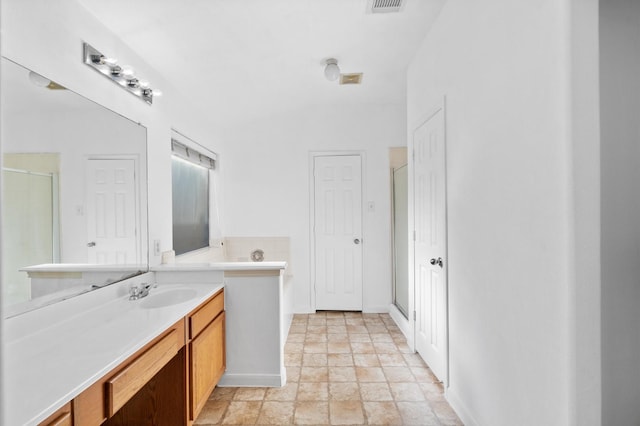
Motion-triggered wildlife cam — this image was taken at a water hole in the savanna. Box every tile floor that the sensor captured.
[194,312,462,425]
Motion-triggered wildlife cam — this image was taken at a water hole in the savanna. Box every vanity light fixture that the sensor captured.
[323,58,363,85]
[83,42,158,104]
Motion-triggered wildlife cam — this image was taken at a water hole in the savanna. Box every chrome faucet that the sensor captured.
[129,283,153,300]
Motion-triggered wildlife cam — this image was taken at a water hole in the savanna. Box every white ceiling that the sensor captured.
[76,0,445,127]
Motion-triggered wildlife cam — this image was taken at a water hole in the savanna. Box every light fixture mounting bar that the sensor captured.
[82,42,155,104]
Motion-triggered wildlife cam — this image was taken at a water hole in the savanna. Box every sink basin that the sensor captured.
[140,288,198,308]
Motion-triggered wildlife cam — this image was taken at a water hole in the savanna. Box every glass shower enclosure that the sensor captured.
[392,164,409,318]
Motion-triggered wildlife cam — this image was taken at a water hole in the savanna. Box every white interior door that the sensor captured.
[314,155,363,311]
[86,158,138,264]
[413,108,448,382]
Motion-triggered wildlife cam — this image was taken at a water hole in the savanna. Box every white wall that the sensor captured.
[568,0,601,423]
[407,0,599,424]
[600,0,640,424]
[219,103,406,313]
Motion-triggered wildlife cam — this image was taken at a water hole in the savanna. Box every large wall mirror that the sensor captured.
[1,57,148,317]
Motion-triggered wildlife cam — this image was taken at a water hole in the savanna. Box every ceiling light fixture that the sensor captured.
[324,58,340,82]
[28,71,66,90]
[83,42,158,104]
[28,71,51,87]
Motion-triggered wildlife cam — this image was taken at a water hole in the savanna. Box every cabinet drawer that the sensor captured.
[106,328,181,417]
[72,380,105,426]
[39,402,72,426]
[189,289,224,339]
[43,412,72,426]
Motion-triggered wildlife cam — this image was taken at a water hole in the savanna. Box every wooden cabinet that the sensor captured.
[64,287,225,426]
[189,289,226,420]
[72,381,105,426]
[190,289,224,338]
[73,319,186,426]
[38,402,72,426]
[107,328,182,417]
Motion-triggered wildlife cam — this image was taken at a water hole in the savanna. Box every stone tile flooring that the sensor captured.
[195,312,462,425]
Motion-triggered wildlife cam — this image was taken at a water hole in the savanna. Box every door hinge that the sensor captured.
[413,230,416,241]
[413,310,416,321]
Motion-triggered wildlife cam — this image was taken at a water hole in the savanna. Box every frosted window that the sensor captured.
[172,156,209,255]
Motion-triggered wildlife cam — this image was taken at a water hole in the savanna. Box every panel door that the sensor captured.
[314,155,363,311]
[413,108,448,382]
[86,159,138,264]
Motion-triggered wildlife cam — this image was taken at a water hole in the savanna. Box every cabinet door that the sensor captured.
[190,312,226,420]
[39,403,72,426]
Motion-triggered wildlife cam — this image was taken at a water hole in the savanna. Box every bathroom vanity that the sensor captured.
[5,261,289,426]
[5,275,224,426]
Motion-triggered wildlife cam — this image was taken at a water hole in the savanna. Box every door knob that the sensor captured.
[87,241,96,247]
[430,257,443,268]
[354,238,361,244]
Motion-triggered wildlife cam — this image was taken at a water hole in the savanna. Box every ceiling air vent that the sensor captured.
[340,73,363,85]
[368,0,404,13]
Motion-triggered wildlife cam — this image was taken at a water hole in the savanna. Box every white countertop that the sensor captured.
[152,261,287,271]
[20,263,147,272]
[4,278,223,426]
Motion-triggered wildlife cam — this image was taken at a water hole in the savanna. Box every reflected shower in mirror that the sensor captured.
[1,57,148,316]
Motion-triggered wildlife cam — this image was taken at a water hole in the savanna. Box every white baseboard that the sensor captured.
[445,386,480,426]
[218,373,285,387]
[293,305,315,314]
[293,306,390,314]
[363,305,390,314]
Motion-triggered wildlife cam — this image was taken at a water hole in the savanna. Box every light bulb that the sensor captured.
[122,67,135,78]
[324,58,340,81]
[110,65,123,76]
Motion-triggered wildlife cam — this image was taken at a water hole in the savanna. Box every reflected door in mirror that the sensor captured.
[86,158,139,264]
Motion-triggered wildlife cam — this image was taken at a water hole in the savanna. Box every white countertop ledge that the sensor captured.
[152,261,287,271]
[20,263,147,272]
[5,281,223,426]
